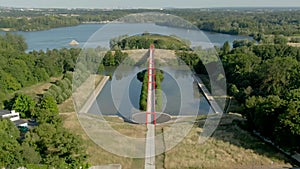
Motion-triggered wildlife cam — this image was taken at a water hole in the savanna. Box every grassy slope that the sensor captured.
[16,76,62,100]
[161,114,292,169]
[61,112,145,169]
[61,111,293,169]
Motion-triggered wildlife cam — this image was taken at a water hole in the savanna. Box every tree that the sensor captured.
[33,68,49,82]
[222,53,261,89]
[5,59,36,87]
[21,143,42,164]
[97,63,105,74]
[274,89,300,151]
[279,101,300,135]
[245,95,284,137]
[274,35,287,45]
[0,70,21,92]
[259,57,298,96]
[10,94,36,118]
[36,108,61,126]
[253,45,277,60]
[25,123,87,168]
[222,41,231,55]
[253,33,264,42]
[279,88,300,135]
[232,39,253,48]
[39,95,58,115]
[0,119,23,168]
[114,50,124,66]
[36,95,61,126]
[102,51,114,66]
[4,33,28,52]
[55,79,69,91]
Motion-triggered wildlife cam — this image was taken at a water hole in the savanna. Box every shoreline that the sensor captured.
[194,74,224,114]
[78,75,109,114]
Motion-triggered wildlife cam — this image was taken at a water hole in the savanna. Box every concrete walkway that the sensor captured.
[145,124,156,169]
[144,46,156,169]
[194,75,223,114]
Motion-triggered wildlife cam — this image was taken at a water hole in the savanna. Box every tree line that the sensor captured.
[44,73,73,104]
[138,69,164,111]
[221,40,300,152]
[1,8,299,36]
[110,33,190,51]
[178,38,300,152]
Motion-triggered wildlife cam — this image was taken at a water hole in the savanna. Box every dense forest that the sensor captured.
[169,9,300,36]
[224,41,300,152]
[0,8,299,36]
[0,33,91,168]
[178,35,300,152]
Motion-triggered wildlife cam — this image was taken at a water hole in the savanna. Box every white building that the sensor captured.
[0,110,20,121]
[0,110,28,127]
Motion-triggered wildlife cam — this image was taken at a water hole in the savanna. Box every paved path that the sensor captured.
[194,75,223,114]
[144,45,156,169]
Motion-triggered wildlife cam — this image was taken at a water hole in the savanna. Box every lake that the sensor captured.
[1,23,250,118]
[1,23,251,52]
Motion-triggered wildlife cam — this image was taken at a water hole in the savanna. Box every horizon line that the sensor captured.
[1,6,300,10]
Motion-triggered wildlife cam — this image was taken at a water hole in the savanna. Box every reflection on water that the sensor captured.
[89,66,210,118]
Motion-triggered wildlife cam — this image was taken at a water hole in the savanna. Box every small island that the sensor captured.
[69,39,79,46]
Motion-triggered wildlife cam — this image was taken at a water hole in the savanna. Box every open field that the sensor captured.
[161,113,293,169]
[61,111,294,169]
[17,76,62,100]
[126,49,178,65]
[61,112,146,169]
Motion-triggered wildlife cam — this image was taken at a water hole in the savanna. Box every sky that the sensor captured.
[0,0,300,9]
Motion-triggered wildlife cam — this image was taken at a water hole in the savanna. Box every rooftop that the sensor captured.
[13,119,28,126]
[0,110,11,116]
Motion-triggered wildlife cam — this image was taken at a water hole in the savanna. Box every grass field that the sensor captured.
[61,112,139,168]
[161,114,293,169]
[61,111,294,169]
[17,76,62,100]
[61,112,146,169]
